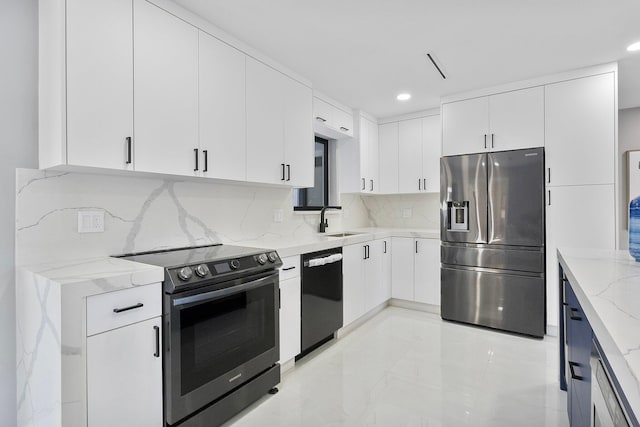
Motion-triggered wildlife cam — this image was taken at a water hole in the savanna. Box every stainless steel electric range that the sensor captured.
[119,244,282,427]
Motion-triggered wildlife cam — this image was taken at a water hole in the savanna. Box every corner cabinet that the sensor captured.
[391,237,440,305]
[246,58,313,187]
[86,283,163,427]
[442,86,544,156]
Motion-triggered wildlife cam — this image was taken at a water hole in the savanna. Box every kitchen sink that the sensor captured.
[324,232,363,238]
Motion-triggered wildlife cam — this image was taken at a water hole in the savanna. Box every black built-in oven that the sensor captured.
[164,270,279,425]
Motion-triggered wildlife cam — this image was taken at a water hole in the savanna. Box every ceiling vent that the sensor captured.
[426,53,447,80]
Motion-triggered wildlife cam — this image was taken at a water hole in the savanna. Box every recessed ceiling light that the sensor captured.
[397,93,411,101]
[628,41,640,52]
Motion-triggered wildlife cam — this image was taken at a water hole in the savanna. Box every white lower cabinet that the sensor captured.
[391,237,440,305]
[279,256,301,363]
[87,316,162,427]
[343,239,391,327]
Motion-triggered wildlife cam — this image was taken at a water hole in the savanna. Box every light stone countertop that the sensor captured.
[558,248,640,423]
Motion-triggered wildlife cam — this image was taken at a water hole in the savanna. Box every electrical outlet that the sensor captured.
[273,209,284,223]
[78,210,105,233]
[402,208,412,218]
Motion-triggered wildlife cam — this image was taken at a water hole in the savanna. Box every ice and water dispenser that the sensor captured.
[446,201,469,231]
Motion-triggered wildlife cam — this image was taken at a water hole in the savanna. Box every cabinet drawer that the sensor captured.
[279,255,300,281]
[87,283,162,336]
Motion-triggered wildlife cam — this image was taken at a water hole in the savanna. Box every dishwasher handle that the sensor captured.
[304,253,343,268]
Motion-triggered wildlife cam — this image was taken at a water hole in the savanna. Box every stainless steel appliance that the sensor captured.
[300,248,343,356]
[440,148,546,337]
[119,244,282,427]
[590,340,632,427]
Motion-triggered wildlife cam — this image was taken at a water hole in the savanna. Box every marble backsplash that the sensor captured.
[15,169,441,266]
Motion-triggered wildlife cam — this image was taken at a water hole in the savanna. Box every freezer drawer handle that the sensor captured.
[113,302,144,313]
[568,361,584,381]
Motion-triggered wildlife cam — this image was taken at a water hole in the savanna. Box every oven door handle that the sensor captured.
[172,274,276,307]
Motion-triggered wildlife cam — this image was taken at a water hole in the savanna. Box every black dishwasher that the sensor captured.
[299,248,343,357]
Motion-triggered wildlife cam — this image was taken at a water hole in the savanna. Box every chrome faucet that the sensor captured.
[319,206,341,233]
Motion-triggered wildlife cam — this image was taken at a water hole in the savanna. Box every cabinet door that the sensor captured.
[343,243,365,326]
[378,122,399,194]
[545,73,615,186]
[87,317,162,427]
[381,239,392,302]
[333,108,354,137]
[368,119,380,193]
[134,0,198,176]
[364,241,383,312]
[391,237,415,300]
[246,58,285,184]
[313,98,332,125]
[398,118,423,193]
[488,86,544,152]
[442,97,489,156]
[66,0,133,170]
[279,276,301,363]
[414,239,441,305]
[284,77,313,187]
[359,116,370,192]
[545,184,615,327]
[198,31,246,181]
[421,115,441,192]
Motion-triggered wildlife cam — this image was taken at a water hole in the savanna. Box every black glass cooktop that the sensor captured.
[117,244,270,269]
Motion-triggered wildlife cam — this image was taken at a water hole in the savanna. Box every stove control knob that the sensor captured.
[267,252,278,263]
[257,253,268,265]
[178,266,193,281]
[229,259,240,270]
[194,264,209,278]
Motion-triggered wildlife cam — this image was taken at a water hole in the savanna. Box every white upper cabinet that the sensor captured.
[488,86,544,152]
[246,58,285,185]
[134,0,199,176]
[545,73,615,186]
[421,115,441,193]
[378,122,399,194]
[246,58,313,187]
[66,0,133,170]
[442,97,489,156]
[398,118,423,193]
[442,87,544,156]
[367,118,380,193]
[284,77,314,188]
[198,31,246,181]
[313,97,353,138]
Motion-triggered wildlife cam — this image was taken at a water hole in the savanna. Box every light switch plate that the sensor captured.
[402,208,412,218]
[78,210,105,233]
[273,209,284,223]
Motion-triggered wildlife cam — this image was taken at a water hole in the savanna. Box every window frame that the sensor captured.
[293,137,329,211]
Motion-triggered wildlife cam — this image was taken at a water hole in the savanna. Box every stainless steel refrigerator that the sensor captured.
[440,147,545,337]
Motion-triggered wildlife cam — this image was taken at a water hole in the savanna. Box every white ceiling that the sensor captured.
[175,0,640,119]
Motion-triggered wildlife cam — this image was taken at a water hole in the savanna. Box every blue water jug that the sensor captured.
[630,196,640,261]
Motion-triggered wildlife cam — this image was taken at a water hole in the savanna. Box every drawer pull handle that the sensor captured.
[568,361,584,381]
[569,307,582,321]
[113,302,144,313]
[153,325,160,358]
[282,266,296,271]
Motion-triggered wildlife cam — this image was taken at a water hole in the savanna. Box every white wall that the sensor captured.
[0,0,39,425]
[618,107,640,249]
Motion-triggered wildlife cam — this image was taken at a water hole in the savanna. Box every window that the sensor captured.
[294,137,329,210]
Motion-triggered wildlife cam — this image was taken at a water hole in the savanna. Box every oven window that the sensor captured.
[179,284,276,395]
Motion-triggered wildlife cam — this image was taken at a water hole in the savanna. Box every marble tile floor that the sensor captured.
[226,307,569,427]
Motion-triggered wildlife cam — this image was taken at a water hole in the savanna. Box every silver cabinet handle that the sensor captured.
[315,116,327,122]
[340,126,349,132]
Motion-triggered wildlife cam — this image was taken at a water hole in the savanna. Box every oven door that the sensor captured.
[164,271,280,426]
